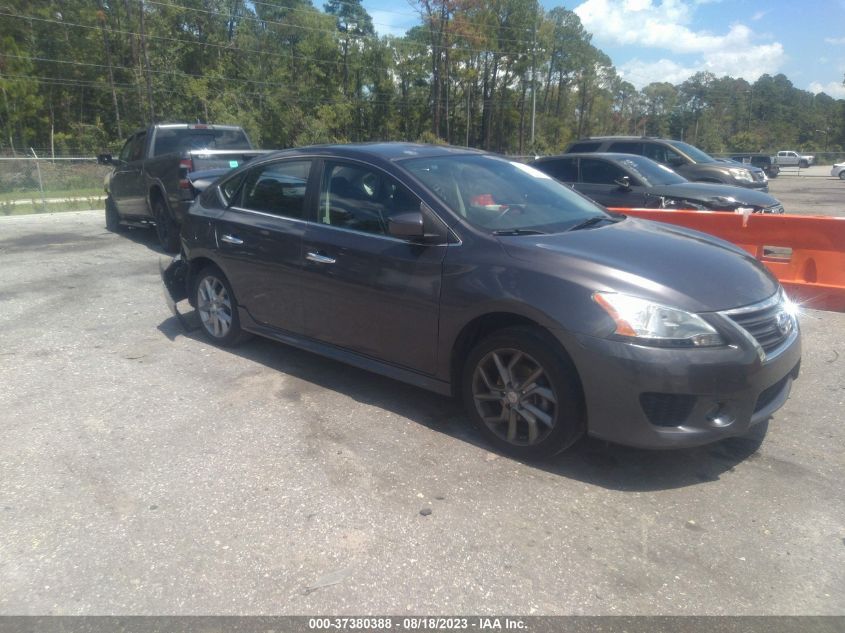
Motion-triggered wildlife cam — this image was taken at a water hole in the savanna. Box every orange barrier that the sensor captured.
[609,209,845,313]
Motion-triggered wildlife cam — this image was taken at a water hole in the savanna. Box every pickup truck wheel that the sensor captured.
[153,197,180,253]
[105,196,122,232]
[799,160,809,169]
[193,266,246,347]
[462,326,585,460]
[839,171,845,181]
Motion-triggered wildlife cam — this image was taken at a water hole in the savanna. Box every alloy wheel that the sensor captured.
[471,348,558,446]
[197,275,233,338]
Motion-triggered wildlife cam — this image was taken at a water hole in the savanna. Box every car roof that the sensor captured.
[247,142,488,165]
[534,152,655,162]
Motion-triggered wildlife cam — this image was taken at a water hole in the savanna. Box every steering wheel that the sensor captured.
[493,203,525,221]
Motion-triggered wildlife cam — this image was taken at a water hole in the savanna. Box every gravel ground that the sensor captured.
[0,208,843,616]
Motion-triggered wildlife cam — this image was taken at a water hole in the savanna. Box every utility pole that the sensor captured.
[138,0,155,124]
[530,10,538,152]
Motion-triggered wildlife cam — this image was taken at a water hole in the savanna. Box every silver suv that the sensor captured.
[565,136,769,192]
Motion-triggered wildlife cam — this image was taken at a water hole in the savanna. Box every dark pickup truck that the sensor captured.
[98,123,272,251]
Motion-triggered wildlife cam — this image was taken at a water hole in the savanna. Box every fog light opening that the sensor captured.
[706,403,734,428]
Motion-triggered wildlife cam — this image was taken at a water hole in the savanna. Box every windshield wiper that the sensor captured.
[567,216,619,232]
[491,228,547,236]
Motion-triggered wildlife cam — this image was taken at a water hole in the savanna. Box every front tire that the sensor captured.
[838,171,845,181]
[799,160,809,169]
[462,326,585,460]
[105,196,122,232]
[193,266,245,347]
[153,196,180,253]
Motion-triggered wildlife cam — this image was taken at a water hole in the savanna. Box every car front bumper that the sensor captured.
[554,323,801,449]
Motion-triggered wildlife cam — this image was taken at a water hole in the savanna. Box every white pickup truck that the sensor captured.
[775,150,814,168]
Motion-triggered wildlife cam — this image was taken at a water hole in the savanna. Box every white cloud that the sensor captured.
[369,10,417,38]
[751,10,769,21]
[809,81,845,98]
[825,37,845,45]
[574,0,786,87]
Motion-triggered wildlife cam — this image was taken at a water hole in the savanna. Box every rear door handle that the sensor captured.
[220,234,244,245]
[306,251,336,264]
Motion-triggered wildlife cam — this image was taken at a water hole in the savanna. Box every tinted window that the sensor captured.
[666,140,715,163]
[319,162,420,236]
[152,128,251,156]
[240,160,311,219]
[615,156,685,186]
[567,141,601,153]
[118,136,135,162]
[403,154,606,234]
[220,172,247,204]
[608,141,642,154]
[538,158,578,182]
[128,133,145,162]
[642,142,671,164]
[580,158,629,185]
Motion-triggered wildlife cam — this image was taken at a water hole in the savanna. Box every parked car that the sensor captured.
[531,153,785,214]
[162,143,801,459]
[565,136,770,191]
[98,123,272,251]
[831,162,845,179]
[775,150,814,168]
[729,153,780,178]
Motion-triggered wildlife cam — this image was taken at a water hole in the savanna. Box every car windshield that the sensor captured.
[615,155,688,186]
[667,140,716,164]
[402,154,608,234]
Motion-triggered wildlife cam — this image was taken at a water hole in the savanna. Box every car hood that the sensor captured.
[646,182,779,209]
[499,217,779,313]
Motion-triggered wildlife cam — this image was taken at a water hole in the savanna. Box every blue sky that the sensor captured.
[361,0,845,98]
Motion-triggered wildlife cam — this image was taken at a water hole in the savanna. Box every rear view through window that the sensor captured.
[152,128,252,156]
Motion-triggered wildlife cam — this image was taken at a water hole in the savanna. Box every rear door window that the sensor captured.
[539,158,578,182]
[608,141,642,155]
[239,160,312,219]
[566,141,602,153]
[580,158,629,185]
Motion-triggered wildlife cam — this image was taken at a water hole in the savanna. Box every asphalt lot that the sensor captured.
[1,198,844,615]
[766,166,844,216]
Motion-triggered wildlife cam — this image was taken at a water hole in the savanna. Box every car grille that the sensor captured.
[722,294,793,355]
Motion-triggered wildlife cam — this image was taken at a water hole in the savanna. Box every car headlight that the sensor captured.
[728,168,753,183]
[593,292,725,347]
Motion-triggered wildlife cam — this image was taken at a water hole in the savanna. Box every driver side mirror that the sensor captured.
[97,153,114,165]
[614,175,632,191]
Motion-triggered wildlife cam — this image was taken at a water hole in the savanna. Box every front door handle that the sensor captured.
[306,251,336,264]
[220,234,244,245]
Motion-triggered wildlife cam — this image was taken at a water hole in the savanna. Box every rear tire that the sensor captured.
[839,171,845,181]
[105,196,122,232]
[153,196,180,253]
[192,266,247,347]
[462,326,585,460]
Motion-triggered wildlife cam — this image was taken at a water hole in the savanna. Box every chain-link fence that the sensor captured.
[0,154,109,215]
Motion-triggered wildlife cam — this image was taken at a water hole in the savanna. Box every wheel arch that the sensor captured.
[185,255,225,307]
[448,311,581,398]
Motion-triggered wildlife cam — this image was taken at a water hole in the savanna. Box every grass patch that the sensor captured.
[0,194,106,216]
[0,187,104,203]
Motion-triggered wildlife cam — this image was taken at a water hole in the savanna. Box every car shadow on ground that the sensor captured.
[114,224,168,254]
[158,311,769,493]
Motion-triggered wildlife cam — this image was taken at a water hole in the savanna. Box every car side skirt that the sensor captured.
[239,309,453,396]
